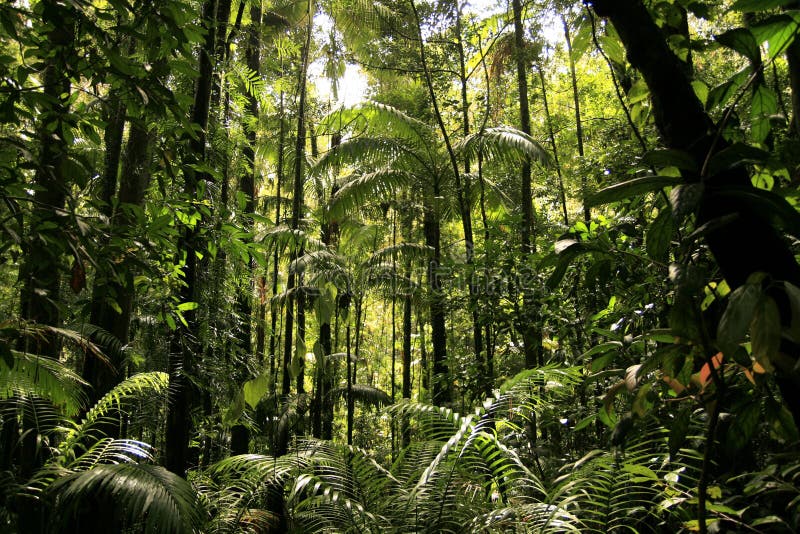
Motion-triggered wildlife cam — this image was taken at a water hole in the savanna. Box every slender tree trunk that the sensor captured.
[346,322,353,445]
[422,206,450,405]
[511,0,541,371]
[454,3,486,398]
[562,15,588,223]
[230,0,262,457]
[537,66,569,226]
[410,0,452,406]
[166,0,223,478]
[283,7,313,398]
[269,90,285,383]
[402,277,413,446]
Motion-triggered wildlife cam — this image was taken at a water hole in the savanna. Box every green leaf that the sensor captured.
[751,84,779,143]
[751,14,800,58]
[600,34,625,64]
[646,207,674,261]
[707,143,770,175]
[642,149,698,172]
[718,282,761,356]
[732,0,794,11]
[750,296,780,372]
[724,400,761,453]
[588,176,683,207]
[176,301,198,311]
[243,373,271,409]
[622,463,659,481]
[715,28,760,62]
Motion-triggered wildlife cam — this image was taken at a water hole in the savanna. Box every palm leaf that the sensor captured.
[0,350,87,416]
[457,126,552,168]
[328,169,416,220]
[59,372,169,457]
[49,464,203,534]
[331,384,392,408]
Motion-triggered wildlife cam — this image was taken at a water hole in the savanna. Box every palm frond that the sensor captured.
[314,137,410,176]
[261,225,326,251]
[331,384,392,408]
[49,464,203,534]
[59,372,169,456]
[457,126,552,168]
[363,243,433,267]
[0,350,87,416]
[329,169,416,220]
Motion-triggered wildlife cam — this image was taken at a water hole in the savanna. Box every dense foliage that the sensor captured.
[2,0,800,532]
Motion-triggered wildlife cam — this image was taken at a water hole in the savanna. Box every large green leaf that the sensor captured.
[717,281,761,356]
[587,176,683,207]
[715,28,760,62]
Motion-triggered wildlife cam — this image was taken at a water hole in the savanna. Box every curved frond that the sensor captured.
[457,126,552,168]
[60,372,169,456]
[329,169,416,220]
[331,384,392,408]
[49,464,203,534]
[1,350,87,416]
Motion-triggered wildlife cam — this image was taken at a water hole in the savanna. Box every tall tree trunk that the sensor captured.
[166,0,224,478]
[454,2,486,398]
[269,89,286,383]
[230,0,262,457]
[562,15,588,223]
[283,7,313,398]
[402,275,413,446]
[84,120,153,402]
[15,4,74,531]
[346,322,353,445]
[18,0,74,359]
[537,66,569,226]
[423,206,450,405]
[511,0,541,371]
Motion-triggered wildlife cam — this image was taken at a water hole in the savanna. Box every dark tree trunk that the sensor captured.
[166,0,224,478]
[402,282,412,446]
[283,8,312,399]
[229,0,262,457]
[18,0,74,360]
[84,119,153,403]
[423,206,450,405]
[511,0,542,372]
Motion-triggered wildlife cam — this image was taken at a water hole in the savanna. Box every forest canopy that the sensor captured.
[2,0,800,532]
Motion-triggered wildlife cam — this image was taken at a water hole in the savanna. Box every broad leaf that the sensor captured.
[588,175,683,206]
[647,208,674,261]
[750,295,780,372]
[718,282,761,355]
[715,28,759,62]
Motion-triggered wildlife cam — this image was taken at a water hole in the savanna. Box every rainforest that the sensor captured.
[2,0,800,532]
